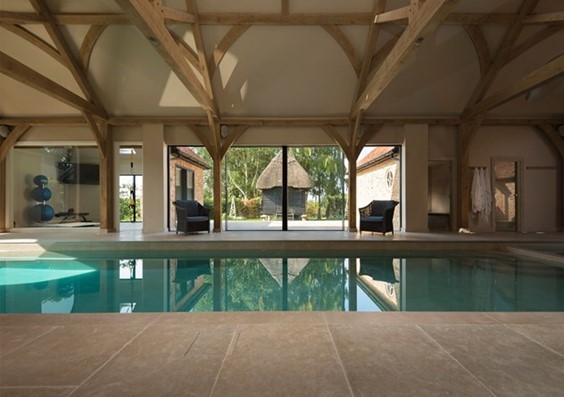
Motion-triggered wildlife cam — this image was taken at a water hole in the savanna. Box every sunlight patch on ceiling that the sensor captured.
[158,72,201,107]
[158,30,202,108]
[240,79,249,101]
[219,51,239,89]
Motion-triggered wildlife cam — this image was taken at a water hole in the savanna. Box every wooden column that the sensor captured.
[99,122,116,232]
[348,154,358,232]
[456,119,481,229]
[212,154,222,232]
[0,159,6,232]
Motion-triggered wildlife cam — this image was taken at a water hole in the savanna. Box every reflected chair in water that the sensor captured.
[174,259,211,283]
[172,259,212,311]
[358,200,399,235]
[359,258,397,283]
[173,200,210,234]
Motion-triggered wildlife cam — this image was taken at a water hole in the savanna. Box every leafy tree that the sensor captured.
[292,147,345,219]
[191,146,346,220]
[225,147,278,200]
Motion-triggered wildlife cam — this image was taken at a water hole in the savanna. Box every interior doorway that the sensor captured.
[493,158,520,232]
[428,161,452,231]
[119,147,143,226]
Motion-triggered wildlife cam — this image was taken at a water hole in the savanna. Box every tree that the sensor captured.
[225,147,278,200]
[292,147,345,219]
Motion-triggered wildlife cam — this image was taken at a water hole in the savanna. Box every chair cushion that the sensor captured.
[362,216,383,223]
[186,216,209,222]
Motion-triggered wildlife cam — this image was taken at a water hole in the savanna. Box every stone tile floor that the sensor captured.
[1,312,564,396]
[1,229,563,396]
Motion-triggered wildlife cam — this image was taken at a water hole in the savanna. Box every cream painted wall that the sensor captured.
[469,126,559,232]
[142,125,167,233]
[402,125,429,232]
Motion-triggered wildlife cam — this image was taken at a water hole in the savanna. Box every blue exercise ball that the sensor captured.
[31,187,52,202]
[31,204,55,222]
[33,174,49,187]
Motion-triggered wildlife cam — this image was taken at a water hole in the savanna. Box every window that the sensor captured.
[175,167,194,201]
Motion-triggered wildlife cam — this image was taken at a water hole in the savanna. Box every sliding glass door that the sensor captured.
[224,146,346,231]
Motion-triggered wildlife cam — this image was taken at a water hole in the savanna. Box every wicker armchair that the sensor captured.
[173,200,210,234]
[359,200,399,235]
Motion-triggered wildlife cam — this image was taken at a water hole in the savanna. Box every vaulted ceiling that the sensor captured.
[0,0,563,148]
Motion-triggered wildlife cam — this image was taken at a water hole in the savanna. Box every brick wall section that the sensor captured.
[357,157,401,231]
[169,157,205,231]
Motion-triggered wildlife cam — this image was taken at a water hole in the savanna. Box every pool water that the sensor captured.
[1,251,563,313]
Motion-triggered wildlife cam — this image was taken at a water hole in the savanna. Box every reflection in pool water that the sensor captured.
[1,253,563,313]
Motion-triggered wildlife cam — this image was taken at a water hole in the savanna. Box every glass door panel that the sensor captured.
[224,147,280,231]
[494,160,518,231]
[288,146,347,231]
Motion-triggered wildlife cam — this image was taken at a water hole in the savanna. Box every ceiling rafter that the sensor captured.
[281,0,289,16]
[80,24,107,71]
[348,0,388,154]
[83,112,107,158]
[522,11,564,25]
[30,0,106,112]
[464,25,491,77]
[3,11,564,26]
[0,125,31,163]
[1,116,562,128]
[209,25,249,78]
[186,0,221,152]
[505,25,563,66]
[351,0,459,118]
[219,125,248,159]
[29,0,109,155]
[464,0,540,110]
[0,23,62,64]
[170,30,200,69]
[116,0,217,116]
[0,51,106,118]
[161,6,195,24]
[536,124,564,158]
[322,25,361,77]
[374,6,409,24]
[464,54,564,119]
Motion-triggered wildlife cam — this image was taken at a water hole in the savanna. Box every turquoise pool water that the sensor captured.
[1,251,563,313]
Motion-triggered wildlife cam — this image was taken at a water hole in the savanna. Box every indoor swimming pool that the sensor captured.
[1,250,563,314]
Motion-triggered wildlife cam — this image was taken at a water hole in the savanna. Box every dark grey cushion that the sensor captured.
[186,216,208,222]
[362,216,383,222]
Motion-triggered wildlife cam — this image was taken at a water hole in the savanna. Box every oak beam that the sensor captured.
[374,6,410,24]
[0,125,30,163]
[464,25,491,77]
[209,25,249,78]
[0,24,62,64]
[98,121,116,232]
[322,25,361,77]
[465,0,540,108]
[116,0,216,115]
[351,0,459,117]
[0,52,106,118]
[465,54,564,118]
[522,12,564,25]
[30,0,106,111]
[2,12,549,26]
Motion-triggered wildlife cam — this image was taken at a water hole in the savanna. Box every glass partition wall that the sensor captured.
[10,146,100,228]
[224,146,347,231]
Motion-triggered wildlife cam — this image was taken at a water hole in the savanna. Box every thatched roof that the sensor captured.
[256,152,311,190]
[259,258,311,286]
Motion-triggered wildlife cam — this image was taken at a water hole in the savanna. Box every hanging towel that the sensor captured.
[471,167,492,222]
[471,167,482,214]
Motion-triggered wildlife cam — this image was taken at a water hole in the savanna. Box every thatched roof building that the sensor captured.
[256,152,311,219]
[256,152,311,190]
